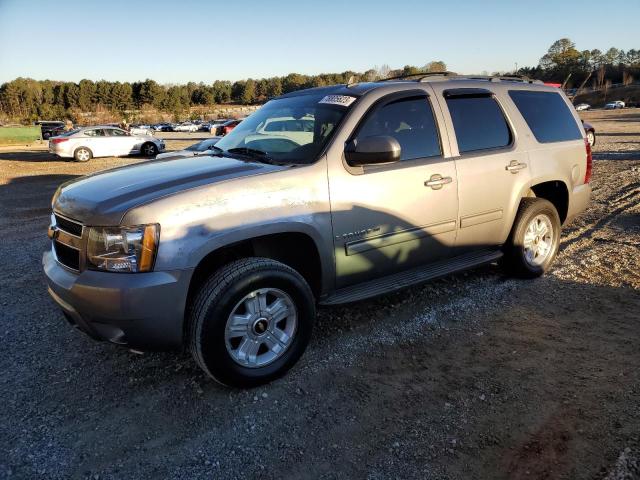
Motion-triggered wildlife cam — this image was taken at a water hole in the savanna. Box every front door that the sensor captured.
[105,128,136,155]
[328,92,459,288]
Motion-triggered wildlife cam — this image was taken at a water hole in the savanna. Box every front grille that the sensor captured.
[54,214,82,237]
[54,241,80,270]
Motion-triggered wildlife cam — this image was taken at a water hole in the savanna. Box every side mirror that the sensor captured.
[345,135,401,166]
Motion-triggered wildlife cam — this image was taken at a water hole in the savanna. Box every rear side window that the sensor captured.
[446,95,512,153]
[84,129,105,137]
[356,96,441,161]
[509,90,582,143]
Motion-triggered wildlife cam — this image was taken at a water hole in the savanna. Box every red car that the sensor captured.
[217,119,242,136]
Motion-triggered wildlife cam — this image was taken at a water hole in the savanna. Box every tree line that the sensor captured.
[0,62,447,123]
[518,39,639,89]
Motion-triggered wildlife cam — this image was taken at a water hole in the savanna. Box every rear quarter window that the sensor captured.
[508,90,582,143]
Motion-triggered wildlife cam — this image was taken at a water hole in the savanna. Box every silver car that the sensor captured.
[155,137,221,160]
[44,74,591,387]
[49,126,165,162]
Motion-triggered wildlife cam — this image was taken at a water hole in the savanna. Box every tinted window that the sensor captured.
[509,90,582,143]
[356,97,441,161]
[446,95,512,153]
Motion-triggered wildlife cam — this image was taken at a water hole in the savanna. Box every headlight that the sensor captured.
[87,224,159,273]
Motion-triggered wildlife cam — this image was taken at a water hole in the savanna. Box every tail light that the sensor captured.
[584,138,592,184]
[51,138,68,145]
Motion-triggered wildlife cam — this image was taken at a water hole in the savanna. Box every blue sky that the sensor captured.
[0,0,638,84]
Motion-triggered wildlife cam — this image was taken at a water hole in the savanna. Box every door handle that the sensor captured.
[424,174,453,190]
[505,160,527,173]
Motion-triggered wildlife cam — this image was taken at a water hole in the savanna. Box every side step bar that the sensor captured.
[320,249,503,306]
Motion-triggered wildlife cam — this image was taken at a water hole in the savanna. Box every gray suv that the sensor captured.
[43,74,592,387]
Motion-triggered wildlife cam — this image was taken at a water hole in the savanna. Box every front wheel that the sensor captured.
[188,258,315,388]
[141,142,158,157]
[501,198,561,278]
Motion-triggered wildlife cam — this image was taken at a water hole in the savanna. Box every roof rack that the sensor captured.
[380,71,459,82]
[380,72,542,84]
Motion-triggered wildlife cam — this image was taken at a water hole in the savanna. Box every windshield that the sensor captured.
[215,93,355,165]
[186,139,219,152]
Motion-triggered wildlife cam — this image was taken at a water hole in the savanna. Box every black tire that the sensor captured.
[73,147,92,162]
[188,258,315,388]
[43,132,51,140]
[501,198,561,278]
[141,142,158,157]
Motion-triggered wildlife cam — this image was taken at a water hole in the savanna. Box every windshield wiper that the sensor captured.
[225,147,280,165]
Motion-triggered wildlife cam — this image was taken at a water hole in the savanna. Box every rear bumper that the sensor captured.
[43,250,193,350]
[565,183,591,225]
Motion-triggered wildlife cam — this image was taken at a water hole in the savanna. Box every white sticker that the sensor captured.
[319,95,357,107]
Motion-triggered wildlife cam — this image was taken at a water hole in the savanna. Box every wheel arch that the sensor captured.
[184,230,327,342]
[528,180,570,224]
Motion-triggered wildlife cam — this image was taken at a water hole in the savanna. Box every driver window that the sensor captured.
[109,129,127,136]
[356,97,441,161]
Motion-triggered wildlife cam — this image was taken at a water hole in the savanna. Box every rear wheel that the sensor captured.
[43,132,51,140]
[188,258,315,388]
[73,147,92,162]
[501,198,561,278]
[586,130,595,147]
[141,142,158,157]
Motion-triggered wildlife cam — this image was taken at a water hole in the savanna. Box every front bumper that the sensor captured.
[43,250,193,350]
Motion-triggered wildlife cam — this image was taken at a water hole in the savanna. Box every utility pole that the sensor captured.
[515,62,518,74]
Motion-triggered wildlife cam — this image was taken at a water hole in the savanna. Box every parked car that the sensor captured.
[217,119,242,136]
[152,123,174,132]
[48,126,165,161]
[583,121,596,147]
[155,137,221,159]
[174,122,199,132]
[575,103,590,111]
[129,125,154,136]
[44,77,591,387]
[35,121,65,140]
[208,118,230,133]
[604,101,625,109]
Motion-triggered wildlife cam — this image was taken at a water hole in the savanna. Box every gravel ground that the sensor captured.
[0,110,639,479]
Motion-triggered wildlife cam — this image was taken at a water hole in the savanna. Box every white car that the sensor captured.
[155,137,221,160]
[173,122,199,132]
[49,126,165,162]
[575,103,590,111]
[129,126,154,136]
[604,101,625,109]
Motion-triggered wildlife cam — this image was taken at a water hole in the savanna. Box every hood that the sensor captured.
[53,155,285,225]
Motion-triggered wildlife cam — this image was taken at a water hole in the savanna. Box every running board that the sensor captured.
[320,249,503,306]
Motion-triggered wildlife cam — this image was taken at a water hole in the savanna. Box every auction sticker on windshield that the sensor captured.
[319,95,357,107]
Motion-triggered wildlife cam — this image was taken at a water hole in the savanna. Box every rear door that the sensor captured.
[431,86,531,250]
[81,128,109,157]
